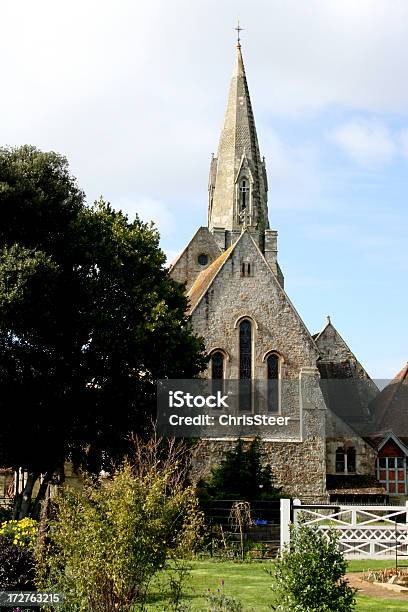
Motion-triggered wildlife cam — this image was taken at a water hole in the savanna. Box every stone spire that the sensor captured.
[208,40,269,236]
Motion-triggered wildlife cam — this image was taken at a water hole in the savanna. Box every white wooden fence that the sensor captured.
[281,498,408,559]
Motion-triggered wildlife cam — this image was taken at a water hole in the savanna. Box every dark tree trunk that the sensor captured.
[13,471,40,519]
[32,471,53,520]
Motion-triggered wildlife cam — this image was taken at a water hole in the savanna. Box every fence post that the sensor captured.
[280,498,292,553]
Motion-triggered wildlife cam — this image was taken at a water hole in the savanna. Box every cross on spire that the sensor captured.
[235,18,243,47]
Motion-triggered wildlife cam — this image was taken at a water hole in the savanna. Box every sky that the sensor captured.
[1,0,407,379]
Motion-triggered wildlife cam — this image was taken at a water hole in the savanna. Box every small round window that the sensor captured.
[198,253,208,266]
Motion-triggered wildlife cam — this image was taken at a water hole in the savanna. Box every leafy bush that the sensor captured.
[0,536,35,590]
[269,522,356,611]
[36,436,203,611]
[0,518,38,547]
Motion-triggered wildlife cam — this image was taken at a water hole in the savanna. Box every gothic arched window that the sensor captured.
[239,319,252,410]
[211,350,224,400]
[267,353,280,413]
[239,178,250,212]
[239,320,252,380]
[211,351,224,380]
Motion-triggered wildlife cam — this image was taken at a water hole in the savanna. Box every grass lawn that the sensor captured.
[145,559,408,610]
[356,596,408,611]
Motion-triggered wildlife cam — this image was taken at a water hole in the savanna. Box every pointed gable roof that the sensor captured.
[169,227,221,271]
[314,316,374,383]
[314,316,379,430]
[187,230,319,351]
[377,432,408,455]
[314,316,347,346]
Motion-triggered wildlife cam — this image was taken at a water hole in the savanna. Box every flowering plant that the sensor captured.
[0,518,38,548]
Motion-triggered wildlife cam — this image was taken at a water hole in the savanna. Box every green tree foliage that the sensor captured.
[270,522,356,612]
[199,438,282,501]
[0,145,207,517]
[35,436,203,611]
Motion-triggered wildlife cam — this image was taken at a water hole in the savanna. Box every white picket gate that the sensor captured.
[280,499,408,559]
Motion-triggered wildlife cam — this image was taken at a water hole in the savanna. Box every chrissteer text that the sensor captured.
[168,414,290,426]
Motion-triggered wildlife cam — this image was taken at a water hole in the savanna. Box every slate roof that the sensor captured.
[369,363,408,437]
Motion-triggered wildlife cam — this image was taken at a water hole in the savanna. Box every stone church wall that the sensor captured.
[189,233,328,500]
[170,227,221,292]
[192,436,328,502]
[190,234,318,380]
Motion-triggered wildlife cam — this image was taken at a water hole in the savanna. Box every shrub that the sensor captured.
[36,436,203,611]
[269,522,356,612]
[0,537,35,590]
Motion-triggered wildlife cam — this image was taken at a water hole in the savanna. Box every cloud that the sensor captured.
[399,129,408,159]
[328,120,396,166]
[263,131,322,210]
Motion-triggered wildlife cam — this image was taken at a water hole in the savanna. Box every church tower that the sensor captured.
[171,36,284,289]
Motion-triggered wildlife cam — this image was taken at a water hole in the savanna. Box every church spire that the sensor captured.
[208,33,269,237]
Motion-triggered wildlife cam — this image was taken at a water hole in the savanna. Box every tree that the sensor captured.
[198,438,282,502]
[0,145,207,518]
[270,522,356,612]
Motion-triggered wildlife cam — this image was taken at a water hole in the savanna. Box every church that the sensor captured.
[169,37,408,502]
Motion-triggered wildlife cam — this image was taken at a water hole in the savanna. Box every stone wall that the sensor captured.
[192,436,328,502]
